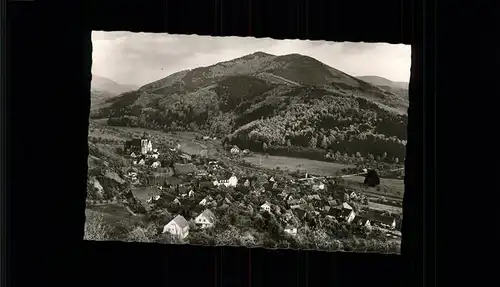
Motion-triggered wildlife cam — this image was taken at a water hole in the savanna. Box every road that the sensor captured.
[297,167,404,181]
[263,73,302,87]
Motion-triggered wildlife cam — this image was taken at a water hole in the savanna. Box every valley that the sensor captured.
[85,51,407,253]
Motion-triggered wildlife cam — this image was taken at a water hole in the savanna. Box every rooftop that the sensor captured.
[171,215,189,229]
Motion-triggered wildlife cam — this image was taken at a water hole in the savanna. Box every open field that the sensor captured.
[243,154,354,176]
[86,203,146,226]
[367,202,403,214]
[88,129,126,142]
[342,176,404,199]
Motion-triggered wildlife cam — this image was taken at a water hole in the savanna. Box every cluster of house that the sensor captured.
[160,192,396,241]
[162,209,217,239]
[229,145,251,156]
[124,134,162,168]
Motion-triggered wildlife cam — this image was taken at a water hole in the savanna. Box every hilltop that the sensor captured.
[92,52,408,162]
[92,74,139,95]
[357,76,408,100]
[91,75,139,111]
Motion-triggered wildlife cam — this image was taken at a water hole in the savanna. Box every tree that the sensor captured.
[286,139,291,148]
[364,170,380,187]
[262,142,268,152]
[126,225,157,243]
[84,213,113,241]
[343,153,349,162]
[368,153,375,161]
[394,157,400,164]
[309,137,318,148]
[355,152,362,158]
[320,136,329,149]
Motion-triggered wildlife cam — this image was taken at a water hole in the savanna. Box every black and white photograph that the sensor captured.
[85,31,409,254]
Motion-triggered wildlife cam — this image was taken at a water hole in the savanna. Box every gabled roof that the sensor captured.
[342,202,353,210]
[341,209,354,217]
[354,216,370,225]
[170,215,189,229]
[199,209,216,223]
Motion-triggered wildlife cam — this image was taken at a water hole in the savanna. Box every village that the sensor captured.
[87,130,403,252]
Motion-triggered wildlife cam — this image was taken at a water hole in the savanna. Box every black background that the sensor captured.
[6,0,483,286]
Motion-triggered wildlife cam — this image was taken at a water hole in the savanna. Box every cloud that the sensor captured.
[91,31,411,87]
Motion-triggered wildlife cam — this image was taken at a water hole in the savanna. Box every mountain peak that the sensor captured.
[251,51,275,57]
[91,74,139,95]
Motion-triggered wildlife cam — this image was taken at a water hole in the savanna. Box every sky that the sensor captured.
[92,31,411,87]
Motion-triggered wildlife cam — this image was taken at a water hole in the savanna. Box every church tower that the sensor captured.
[140,133,152,155]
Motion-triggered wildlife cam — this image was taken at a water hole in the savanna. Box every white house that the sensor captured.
[230,146,240,155]
[162,215,190,239]
[140,137,153,155]
[199,196,212,206]
[151,161,161,168]
[284,225,298,236]
[354,216,371,228]
[173,198,181,205]
[342,202,353,210]
[188,190,195,198]
[313,182,325,191]
[213,175,238,187]
[195,209,216,229]
[350,191,358,199]
[137,158,146,165]
[341,209,356,223]
[228,175,238,187]
[261,202,272,212]
[269,177,275,182]
[130,152,137,158]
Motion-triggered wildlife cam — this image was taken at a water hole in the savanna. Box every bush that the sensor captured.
[84,213,113,241]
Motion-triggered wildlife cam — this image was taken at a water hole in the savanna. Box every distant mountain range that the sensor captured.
[91,75,139,110]
[357,76,408,100]
[92,52,408,161]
